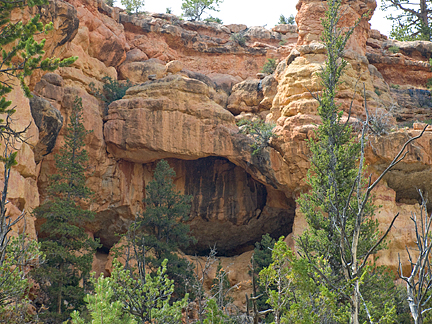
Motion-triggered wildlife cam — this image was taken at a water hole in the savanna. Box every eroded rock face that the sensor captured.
[10,0,432,302]
[179,157,294,256]
[29,95,63,162]
[367,32,432,89]
[104,75,236,162]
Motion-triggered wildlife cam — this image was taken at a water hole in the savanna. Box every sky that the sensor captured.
[116,0,396,37]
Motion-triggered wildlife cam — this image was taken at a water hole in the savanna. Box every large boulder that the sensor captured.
[29,95,63,163]
[104,74,236,162]
[118,58,167,83]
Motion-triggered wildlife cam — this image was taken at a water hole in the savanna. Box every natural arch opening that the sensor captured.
[169,156,295,257]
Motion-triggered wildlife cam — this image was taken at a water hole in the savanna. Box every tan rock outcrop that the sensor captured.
[104,75,236,162]
[118,58,167,83]
[9,0,432,307]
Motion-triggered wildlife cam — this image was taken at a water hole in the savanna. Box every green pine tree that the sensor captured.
[250,234,275,323]
[0,0,76,317]
[181,0,223,21]
[293,0,408,323]
[381,0,432,41]
[0,0,77,132]
[121,159,195,299]
[33,96,100,323]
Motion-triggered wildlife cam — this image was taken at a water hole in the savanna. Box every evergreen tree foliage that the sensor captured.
[0,0,77,128]
[71,273,137,324]
[261,58,277,75]
[288,0,408,323]
[0,235,43,323]
[120,0,144,14]
[181,0,223,21]
[250,234,275,323]
[89,76,132,115]
[108,258,187,323]
[33,96,100,323]
[297,0,378,280]
[382,0,432,41]
[0,0,76,315]
[277,14,295,25]
[121,159,194,298]
[237,119,277,156]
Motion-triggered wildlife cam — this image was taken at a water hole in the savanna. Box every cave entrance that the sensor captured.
[170,156,295,257]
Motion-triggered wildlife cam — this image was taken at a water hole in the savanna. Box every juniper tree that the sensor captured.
[120,159,195,299]
[181,0,223,21]
[382,0,432,41]
[33,96,100,323]
[0,0,77,262]
[0,0,76,315]
[291,0,427,323]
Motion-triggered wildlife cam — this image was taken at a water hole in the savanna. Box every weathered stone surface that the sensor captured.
[391,88,432,121]
[73,0,128,67]
[209,73,242,94]
[124,48,148,63]
[118,58,166,83]
[296,0,375,55]
[165,60,183,74]
[37,0,80,48]
[227,79,264,115]
[177,157,294,255]
[181,69,216,89]
[29,95,63,162]
[225,24,247,33]
[104,75,236,162]
[272,24,297,35]
[11,0,432,302]
[366,30,432,89]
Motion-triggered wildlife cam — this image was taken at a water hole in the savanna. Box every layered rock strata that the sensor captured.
[6,0,432,310]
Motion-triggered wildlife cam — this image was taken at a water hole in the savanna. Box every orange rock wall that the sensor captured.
[7,0,432,310]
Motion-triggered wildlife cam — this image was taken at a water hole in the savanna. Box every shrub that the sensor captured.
[166,7,172,14]
[374,88,382,96]
[390,84,400,89]
[105,0,114,6]
[237,118,277,155]
[181,0,223,21]
[230,32,246,46]
[388,45,400,53]
[427,78,432,89]
[278,14,295,25]
[261,58,277,74]
[121,0,144,14]
[368,108,395,135]
[204,16,223,24]
[90,76,133,115]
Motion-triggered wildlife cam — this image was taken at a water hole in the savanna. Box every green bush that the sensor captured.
[204,16,223,24]
[105,0,114,6]
[90,76,132,115]
[388,45,400,53]
[390,84,400,89]
[261,58,277,74]
[368,108,394,135]
[237,118,277,155]
[121,0,144,14]
[278,14,295,25]
[230,32,246,46]
[427,78,432,89]
[181,0,223,21]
